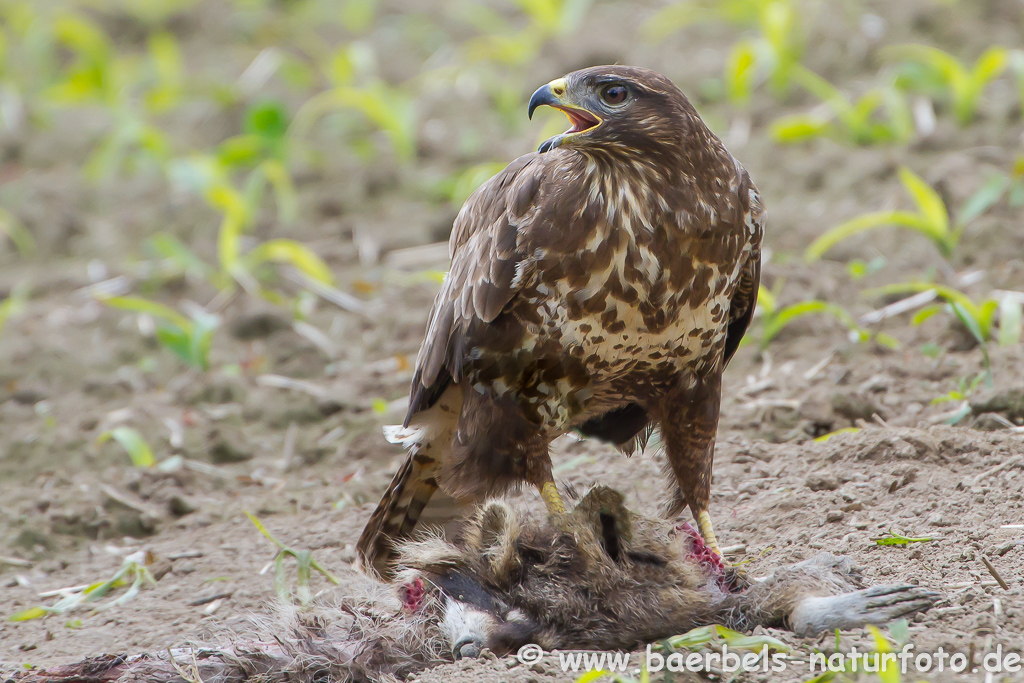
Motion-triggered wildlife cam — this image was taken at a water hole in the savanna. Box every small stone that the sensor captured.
[207,428,253,463]
[168,495,197,517]
[149,559,173,581]
[230,311,290,340]
[178,375,246,406]
[13,528,53,551]
[841,501,863,512]
[826,510,844,523]
[996,541,1023,556]
[11,387,46,405]
[928,513,951,527]
[831,392,882,422]
[805,473,839,491]
[530,661,546,673]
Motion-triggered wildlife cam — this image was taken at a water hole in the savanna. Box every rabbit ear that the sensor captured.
[570,486,633,562]
[462,499,522,587]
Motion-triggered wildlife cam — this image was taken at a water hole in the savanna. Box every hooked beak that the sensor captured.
[528,78,601,152]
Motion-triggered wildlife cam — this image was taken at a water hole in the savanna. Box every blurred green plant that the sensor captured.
[97,295,219,370]
[96,426,157,467]
[957,157,1024,223]
[885,44,1009,125]
[460,0,591,66]
[645,0,805,104]
[292,44,416,160]
[772,70,912,145]
[868,282,1023,348]
[40,14,183,178]
[160,101,333,304]
[930,373,986,406]
[805,167,987,262]
[758,287,897,349]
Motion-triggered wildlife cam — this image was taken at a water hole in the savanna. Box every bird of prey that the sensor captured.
[358,65,764,579]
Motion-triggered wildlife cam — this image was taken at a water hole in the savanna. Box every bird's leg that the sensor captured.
[697,509,722,556]
[527,450,568,521]
[538,481,567,516]
[662,372,724,558]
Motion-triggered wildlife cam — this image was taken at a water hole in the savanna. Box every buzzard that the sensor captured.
[358,65,764,579]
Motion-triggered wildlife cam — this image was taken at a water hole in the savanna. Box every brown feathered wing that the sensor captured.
[358,153,550,579]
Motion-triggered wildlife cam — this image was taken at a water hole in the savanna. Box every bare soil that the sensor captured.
[1,0,1023,681]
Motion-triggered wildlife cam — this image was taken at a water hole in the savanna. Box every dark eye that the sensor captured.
[601,84,628,105]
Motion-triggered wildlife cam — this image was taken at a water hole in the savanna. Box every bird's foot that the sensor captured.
[682,510,750,592]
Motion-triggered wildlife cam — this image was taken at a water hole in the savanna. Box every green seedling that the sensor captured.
[641,0,779,38]
[459,0,591,67]
[644,0,805,103]
[957,157,1024,225]
[292,44,416,160]
[885,44,1009,125]
[872,531,933,546]
[246,512,339,606]
[96,426,156,467]
[772,69,912,145]
[163,152,330,304]
[42,14,179,178]
[930,373,986,406]
[806,167,965,261]
[871,282,1023,347]
[757,287,897,349]
[9,551,157,621]
[98,295,218,370]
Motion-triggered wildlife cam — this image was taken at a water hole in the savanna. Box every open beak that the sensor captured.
[528,78,601,152]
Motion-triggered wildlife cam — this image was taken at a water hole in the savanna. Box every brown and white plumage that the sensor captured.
[358,65,764,579]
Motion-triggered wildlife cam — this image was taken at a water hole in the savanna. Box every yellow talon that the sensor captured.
[698,510,722,556]
[539,481,567,516]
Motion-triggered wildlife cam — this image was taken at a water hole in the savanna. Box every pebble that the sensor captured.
[805,473,839,491]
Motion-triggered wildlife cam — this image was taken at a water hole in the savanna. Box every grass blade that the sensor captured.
[804,211,930,262]
[244,239,334,285]
[100,296,191,331]
[96,427,156,467]
[897,167,947,233]
[956,174,1009,227]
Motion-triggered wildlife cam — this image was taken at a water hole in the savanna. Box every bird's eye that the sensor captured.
[601,84,628,105]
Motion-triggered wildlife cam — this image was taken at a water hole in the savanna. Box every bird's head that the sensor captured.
[528,65,699,156]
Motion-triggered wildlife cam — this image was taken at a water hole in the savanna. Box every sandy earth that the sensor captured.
[1,0,1023,681]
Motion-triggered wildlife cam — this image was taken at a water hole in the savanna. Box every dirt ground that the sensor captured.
[1,0,1023,681]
